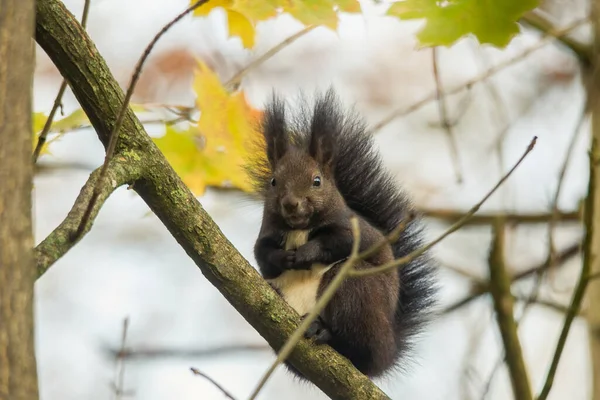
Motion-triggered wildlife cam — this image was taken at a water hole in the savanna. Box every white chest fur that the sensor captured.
[267,230,332,315]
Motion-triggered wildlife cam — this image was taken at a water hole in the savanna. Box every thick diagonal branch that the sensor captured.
[34,0,389,398]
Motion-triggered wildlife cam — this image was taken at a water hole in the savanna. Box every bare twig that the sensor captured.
[113,317,131,400]
[521,10,591,65]
[73,0,210,239]
[225,25,317,91]
[432,47,463,183]
[370,18,589,134]
[537,141,598,400]
[442,242,581,315]
[487,220,532,400]
[190,368,236,400]
[352,136,538,278]
[420,209,581,226]
[547,100,589,286]
[113,343,269,360]
[33,0,91,162]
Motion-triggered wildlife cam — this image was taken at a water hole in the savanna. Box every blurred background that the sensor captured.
[32,0,594,398]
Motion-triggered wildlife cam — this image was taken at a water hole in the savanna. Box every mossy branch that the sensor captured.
[35,158,142,275]
[34,0,389,398]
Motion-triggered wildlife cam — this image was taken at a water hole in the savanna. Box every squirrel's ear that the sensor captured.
[310,136,335,170]
[263,95,288,166]
[310,89,339,169]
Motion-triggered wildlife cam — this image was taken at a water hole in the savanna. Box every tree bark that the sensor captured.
[0,0,39,398]
[588,0,600,397]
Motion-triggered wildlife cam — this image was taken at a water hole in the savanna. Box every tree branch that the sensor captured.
[420,209,581,226]
[521,10,591,66]
[35,158,141,275]
[487,220,532,400]
[34,0,389,398]
[442,242,581,315]
[537,143,597,400]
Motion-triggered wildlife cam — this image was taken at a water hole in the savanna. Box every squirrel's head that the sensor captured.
[261,92,344,229]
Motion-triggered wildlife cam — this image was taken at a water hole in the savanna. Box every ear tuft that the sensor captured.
[262,92,288,166]
[309,88,340,168]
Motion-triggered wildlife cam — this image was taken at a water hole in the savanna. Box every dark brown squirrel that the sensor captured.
[249,89,437,379]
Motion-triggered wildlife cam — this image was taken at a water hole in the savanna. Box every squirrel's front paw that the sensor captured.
[293,244,318,269]
[270,249,296,270]
[301,314,332,345]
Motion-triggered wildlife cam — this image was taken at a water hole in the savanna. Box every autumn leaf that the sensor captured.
[32,109,91,156]
[387,0,539,48]
[153,60,263,195]
[191,0,361,48]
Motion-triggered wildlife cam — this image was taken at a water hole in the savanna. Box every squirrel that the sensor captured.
[249,88,437,379]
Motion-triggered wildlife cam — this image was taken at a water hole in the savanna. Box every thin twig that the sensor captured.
[247,217,365,400]
[113,343,269,360]
[521,10,591,65]
[113,317,131,400]
[190,368,237,400]
[536,120,599,400]
[442,242,581,315]
[225,25,317,91]
[370,18,589,134]
[487,219,533,400]
[73,0,209,240]
[420,209,581,225]
[547,99,589,287]
[432,47,463,183]
[33,0,91,162]
[351,136,538,278]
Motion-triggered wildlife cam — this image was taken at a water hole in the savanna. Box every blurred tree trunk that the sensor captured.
[589,0,600,398]
[0,0,39,398]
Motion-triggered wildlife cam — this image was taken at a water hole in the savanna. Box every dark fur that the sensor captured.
[250,88,437,379]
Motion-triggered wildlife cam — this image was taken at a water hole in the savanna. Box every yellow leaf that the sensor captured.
[233,0,278,20]
[154,60,264,195]
[50,109,89,132]
[287,0,338,29]
[192,0,233,17]
[227,10,255,48]
[190,0,362,48]
[335,0,361,13]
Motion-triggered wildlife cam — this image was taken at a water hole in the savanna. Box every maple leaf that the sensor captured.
[192,0,361,48]
[387,0,539,48]
[153,60,264,195]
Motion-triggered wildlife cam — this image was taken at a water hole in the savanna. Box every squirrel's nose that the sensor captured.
[282,196,300,212]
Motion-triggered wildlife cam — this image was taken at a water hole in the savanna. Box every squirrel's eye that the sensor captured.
[270,178,276,187]
[313,176,321,187]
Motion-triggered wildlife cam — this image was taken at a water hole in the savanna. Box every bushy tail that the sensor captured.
[309,89,438,368]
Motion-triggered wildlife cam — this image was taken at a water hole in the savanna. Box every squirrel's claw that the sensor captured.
[302,314,332,345]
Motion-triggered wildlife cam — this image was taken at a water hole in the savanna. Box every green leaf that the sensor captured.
[387,0,539,48]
